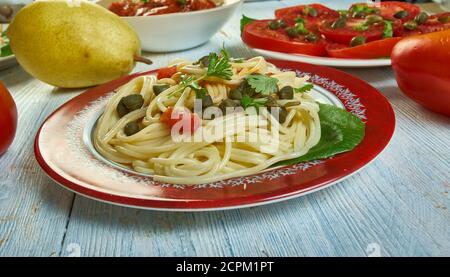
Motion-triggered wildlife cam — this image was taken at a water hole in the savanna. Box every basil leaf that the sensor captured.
[240,15,256,35]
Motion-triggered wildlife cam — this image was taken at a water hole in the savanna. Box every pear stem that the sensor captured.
[134,55,153,65]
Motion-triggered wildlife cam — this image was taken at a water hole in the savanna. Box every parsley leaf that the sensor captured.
[294,84,314,93]
[383,20,393,38]
[240,15,256,35]
[207,48,232,80]
[241,95,267,109]
[245,74,278,95]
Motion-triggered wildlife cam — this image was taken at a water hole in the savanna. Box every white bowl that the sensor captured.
[97,0,242,52]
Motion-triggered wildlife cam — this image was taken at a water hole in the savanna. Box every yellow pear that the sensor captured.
[7,0,150,88]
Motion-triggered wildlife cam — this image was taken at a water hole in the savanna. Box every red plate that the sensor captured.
[34,60,395,211]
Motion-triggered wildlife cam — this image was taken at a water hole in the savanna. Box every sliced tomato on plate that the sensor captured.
[274,3,339,28]
[419,12,450,34]
[349,1,420,22]
[319,18,399,45]
[242,20,326,56]
[326,37,402,59]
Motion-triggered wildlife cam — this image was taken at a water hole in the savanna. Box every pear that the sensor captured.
[7,0,150,88]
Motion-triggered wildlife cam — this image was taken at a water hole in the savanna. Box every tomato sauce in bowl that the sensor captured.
[109,0,220,16]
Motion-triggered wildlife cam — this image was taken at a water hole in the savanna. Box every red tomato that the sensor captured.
[274,4,339,29]
[319,18,397,44]
[326,37,402,59]
[349,2,420,22]
[379,1,420,22]
[391,29,450,116]
[0,81,18,156]
[419,12,450,34]
[157,66,177,79]
[242,20,326,56]
[160,107,201,134]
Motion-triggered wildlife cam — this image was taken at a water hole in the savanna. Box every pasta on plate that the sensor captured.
[94,51,321,184]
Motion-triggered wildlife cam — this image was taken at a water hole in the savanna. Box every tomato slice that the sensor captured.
[319,18,399,45]
[242,20,326,56]
[419,12,450,34]
[326,37,402,59]
[349,2,420,22]
[160,107,201,134]
[157,66,177,79]
[274,3,339,29]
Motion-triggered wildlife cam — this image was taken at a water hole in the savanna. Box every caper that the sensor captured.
[394,10,409,19]
[153,84,170,95]
[198,55,210,67]
[366,15,383,24]
[198,95,212,109]
[121,94,144,111]
[124,121,140,136]
[438,16,449,23]
[352,11,366,18]
[265,96,279,107]
[350,36,366,47]
[331,17,347,29]
[414,12,428,25]
[277,86,294,99]
[295,23,309,35]
[268,21,280,30]
[270,106,288,123]
[304,33,318,42]
[268,19,286,30]
[403,20,418,30]
[219,99,240,114]
[229,88,243,100]
[116,100,128,118]
[307,7,318,17]
[286,27,298,38]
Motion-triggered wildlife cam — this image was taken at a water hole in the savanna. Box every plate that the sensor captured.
[34,60,395,211]
[252,48,391,68]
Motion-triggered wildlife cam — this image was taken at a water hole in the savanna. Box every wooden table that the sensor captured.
[0,0,449,257]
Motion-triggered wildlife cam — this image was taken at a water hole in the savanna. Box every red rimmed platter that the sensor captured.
[34,60,395,211]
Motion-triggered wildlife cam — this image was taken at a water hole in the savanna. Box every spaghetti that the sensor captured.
[94,54,321,184]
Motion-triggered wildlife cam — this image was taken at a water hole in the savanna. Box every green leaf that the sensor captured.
[275,103,365,166]
[206,49,232,80]
[241,94,253,109]
[245,74,278,95]
[0,44,12,57]
[294,83,314,93]
[240,15,256,35]
[383,20,393,38]
[240,95,267,109]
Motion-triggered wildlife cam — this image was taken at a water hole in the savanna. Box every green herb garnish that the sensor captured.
[240,15,256,35]
[294,83,314,93]
[241,94,268,109]
[383,20,393,38]
[245,74,278,95]
[207,48,232,80]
